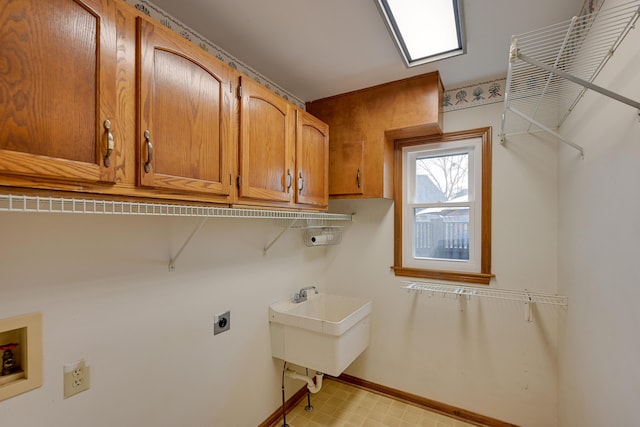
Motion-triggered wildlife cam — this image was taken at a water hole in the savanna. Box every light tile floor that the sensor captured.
[280,378,477,427]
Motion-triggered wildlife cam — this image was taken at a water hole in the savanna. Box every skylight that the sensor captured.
[377,0,465,67]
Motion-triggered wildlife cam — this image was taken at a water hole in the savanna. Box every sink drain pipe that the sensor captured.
[280,362,289,427]
[285,368,324,393]
[304,368,313,411]
[280,364,325,427]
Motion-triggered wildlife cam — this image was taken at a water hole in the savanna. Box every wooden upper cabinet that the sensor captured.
[237,76,294,203]
[295,110,329,208]
[306,72,444,199]
[0,0,117,184]
[136,18,233,197]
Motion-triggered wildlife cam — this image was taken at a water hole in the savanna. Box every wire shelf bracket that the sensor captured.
[263,219,299,255]
[500,0,640,157]
[169,218,208,271]
[401,281,568,323]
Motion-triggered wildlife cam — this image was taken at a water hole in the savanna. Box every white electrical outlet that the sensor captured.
[63,359,90,399]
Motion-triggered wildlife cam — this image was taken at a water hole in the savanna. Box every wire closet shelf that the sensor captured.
[0,194,352,222]
[500,0,640,155]
[401,281,568,307]
[0,194,353,269]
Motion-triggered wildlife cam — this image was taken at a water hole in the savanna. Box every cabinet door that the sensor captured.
[137,18,232,197]
[0,0,117,184]
[307,100,365,197]
[295,110,328,208]
[238,76,294,202]
[329,134,364,197]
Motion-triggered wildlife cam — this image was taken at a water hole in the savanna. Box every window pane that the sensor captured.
[415,153,469,203]
[413,207,469,261]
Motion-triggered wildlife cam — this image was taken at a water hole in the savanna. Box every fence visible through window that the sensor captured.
[414,218,469,261]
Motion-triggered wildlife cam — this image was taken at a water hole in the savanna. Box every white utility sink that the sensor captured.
[269,293,372,377]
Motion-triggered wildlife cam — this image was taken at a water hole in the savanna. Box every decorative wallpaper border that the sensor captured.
[125,0,306,109]
[442,78,506,112]
[442,0,603,113]
[580,0,606,15]
[127,1,509,113]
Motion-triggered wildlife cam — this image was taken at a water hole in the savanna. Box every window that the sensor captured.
[376,0,465,67]
[393,128,492,284]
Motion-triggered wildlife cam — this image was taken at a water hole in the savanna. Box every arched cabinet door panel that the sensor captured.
[137,17,233,198]
[237,76,294,203]
[295,110,329,208]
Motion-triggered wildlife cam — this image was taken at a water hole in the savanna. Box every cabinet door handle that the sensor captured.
[286,169,293,193]
[298,171,304,194]
[143,130,153,173]
[356,168,361,188]
[103,120,114,167]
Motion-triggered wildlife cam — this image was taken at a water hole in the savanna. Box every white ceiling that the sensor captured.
[149,0,586,102]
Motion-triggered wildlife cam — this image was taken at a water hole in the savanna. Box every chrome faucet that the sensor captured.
[293,286,318,303]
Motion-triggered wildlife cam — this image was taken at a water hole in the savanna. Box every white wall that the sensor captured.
[0,104,564,427]
[557,4,640,425]
[7,21,635,426]
[0,106,570,426]
[0,212,326,426]
[325,102,562,427]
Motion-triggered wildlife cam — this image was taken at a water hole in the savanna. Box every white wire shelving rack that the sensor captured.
[500,0,640,156]
[0,194,353,269]
[401,281,568,322]
[0,194,351,221]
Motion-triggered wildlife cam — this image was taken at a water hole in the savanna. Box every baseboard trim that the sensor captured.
[258,385,307,427]
[336,373,520,427]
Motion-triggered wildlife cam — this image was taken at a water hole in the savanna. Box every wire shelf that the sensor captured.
[501,0,640,153]
[401,281,568,307]
[0,194,352,222]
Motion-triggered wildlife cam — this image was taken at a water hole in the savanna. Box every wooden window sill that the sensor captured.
[392,266,494,285]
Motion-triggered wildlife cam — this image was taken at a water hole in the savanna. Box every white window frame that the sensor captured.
[402,139,481,272]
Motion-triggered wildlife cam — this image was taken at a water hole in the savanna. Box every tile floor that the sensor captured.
[280,378,477,427]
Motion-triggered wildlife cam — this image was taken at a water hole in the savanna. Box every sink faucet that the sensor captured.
[293,286,318,303]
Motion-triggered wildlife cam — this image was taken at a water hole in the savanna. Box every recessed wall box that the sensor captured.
[0,313,43,402]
